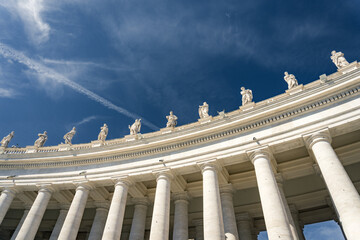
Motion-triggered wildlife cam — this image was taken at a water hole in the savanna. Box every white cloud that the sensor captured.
[0,0,50,44]
[0,42,159,130]
[0,88,17,98]
[73,116,98,127]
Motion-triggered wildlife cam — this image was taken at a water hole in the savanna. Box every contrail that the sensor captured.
[0,43,159,130]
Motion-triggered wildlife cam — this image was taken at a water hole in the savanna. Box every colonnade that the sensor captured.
[0,130,359,240]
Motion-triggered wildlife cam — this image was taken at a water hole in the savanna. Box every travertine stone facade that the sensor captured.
[0,60,359,240]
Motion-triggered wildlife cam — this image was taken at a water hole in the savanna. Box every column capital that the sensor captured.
[94,201,110,209]
[1,186,20,196]
[236,212,251,222]
[152,169,174,181]
[172,191,189,203]
[219,183,234,194]
[197,159,221,174]
[192,218,203,226]
[303,128,332,150]
[112,176,134,187]
[246,146,272,164]
[132,197,150,206]
[73,181,94,191]
[36,183,55,193]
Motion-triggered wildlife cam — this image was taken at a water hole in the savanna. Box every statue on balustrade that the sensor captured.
[331,50,349,69]
[166,111,178,128]
[1,131,14,148]
[63,127,76,145]
[284,72,298,89]
[129,119,141,135]
[240,87,253,106]
[98,124,108,141]
[34,131,48,148]
[198,102,209,119]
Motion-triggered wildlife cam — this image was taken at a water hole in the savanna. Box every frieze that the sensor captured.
[0,85,358,169]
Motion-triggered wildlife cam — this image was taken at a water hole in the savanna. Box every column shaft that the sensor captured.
[49,209,68,240]
[149,172,172,240]
[129,199,148,240]
[102,179,131,240]
[193,220,204,240]
[10,209,29,240]
[15,186,53,240]
[88,207,108,240]
[200,162,225,240]
[220,185,238,240]
[236,213,253,240]
[172,193,189,240]
[0,188,17,225]
[250,150,293,240]
[58,184,91,240]
[308,133,360,240]
[277,181,300,240]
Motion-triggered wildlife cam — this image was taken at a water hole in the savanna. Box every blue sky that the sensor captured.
[0,0,359,238]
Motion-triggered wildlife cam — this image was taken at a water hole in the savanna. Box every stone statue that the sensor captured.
[129,119,141,135]
[240,87,253,106]
[63,127,76,145]
[198,102,209,119]
[166,111,178,128]
[1,131,14,148]
[284,72,298,89]
[98,124,108,141]
[331,50,349,69]
[34,131,48,148]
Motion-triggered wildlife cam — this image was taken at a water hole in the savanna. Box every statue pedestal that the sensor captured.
[0,147,4,154]
[91,140,104,148]
[25,146,37,153]
[198,116,213,124]
[125,134,142,142]
[160,128,175,134]
[240,102,255,111]
[286,84,304,95]
[58,144,71,151]
[338,61,358,74]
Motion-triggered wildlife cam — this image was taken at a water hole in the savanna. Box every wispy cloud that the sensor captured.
[0,43,159,130]
[41,58,137,73]
[72,116,98,127]
[0,0,50,44]
[0,88,17,98]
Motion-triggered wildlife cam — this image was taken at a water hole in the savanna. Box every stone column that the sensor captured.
[172,192,189,240]
[276,176,300,240]
[10,209,29,240]
[192,219,204,240]
[248,148,293,240]
[236,213,253,240]
[49,208,69,240]
[88,202,109,240]
[289,205,305,240]
[0,187,18,225]
[15,185,54,240]
[220,184,238,240]
[102,178,132,240]
[129,198,149,240]
[305,130,360,240]
[149,170,173,240]
[58,183,93,240]
[199,161,225,240]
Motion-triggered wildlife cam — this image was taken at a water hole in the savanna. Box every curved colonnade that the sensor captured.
[0,61,360,240]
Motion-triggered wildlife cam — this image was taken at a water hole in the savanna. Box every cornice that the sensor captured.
[0,71,359,169]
